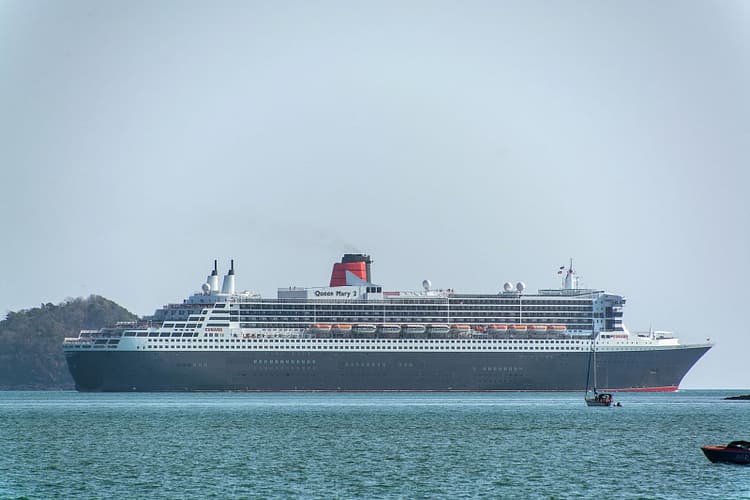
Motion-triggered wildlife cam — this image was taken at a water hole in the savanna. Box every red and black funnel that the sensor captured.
[330,254,372,287]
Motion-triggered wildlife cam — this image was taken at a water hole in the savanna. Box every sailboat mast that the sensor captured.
[592,337,597,393]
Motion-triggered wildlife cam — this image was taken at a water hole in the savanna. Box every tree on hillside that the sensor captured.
[0,296,137,390]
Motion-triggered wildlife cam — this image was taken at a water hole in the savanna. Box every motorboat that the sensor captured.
[701,441,750,464]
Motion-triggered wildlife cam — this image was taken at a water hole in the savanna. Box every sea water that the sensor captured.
[0,391,748,499]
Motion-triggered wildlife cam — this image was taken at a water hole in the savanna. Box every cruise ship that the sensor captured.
[63,254,712,392]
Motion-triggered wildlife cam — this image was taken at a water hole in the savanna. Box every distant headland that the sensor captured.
[0,296,136,390]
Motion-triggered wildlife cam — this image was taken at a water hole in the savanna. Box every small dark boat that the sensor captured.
[585,392,614,407]
[701,441,750,464]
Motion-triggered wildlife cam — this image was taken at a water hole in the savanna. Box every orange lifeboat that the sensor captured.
[547,325,567,333]
[509,324,527,333]
[310,324,332,335]
[487,324,508,333]
[528,324,548,334]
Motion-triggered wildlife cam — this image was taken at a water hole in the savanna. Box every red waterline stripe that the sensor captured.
[188,387,681,393]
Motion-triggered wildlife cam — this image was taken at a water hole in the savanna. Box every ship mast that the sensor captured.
[564,258,574,290]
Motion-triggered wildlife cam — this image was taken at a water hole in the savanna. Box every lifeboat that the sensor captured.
[428,324,451,335]
[450,324,471,333]
[379,324,402,334]
[547,325,567,333]
[487,324,508,334]
[331,324,352,333]
[353,324,377,335]
[527,325,548,334]
[310,324,332,334]
[509,324,528,333]
[402,324,426,335]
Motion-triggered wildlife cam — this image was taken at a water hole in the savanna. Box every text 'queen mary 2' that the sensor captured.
[64,254,711,392]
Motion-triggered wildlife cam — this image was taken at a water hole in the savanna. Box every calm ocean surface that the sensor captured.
[1,391,748,499]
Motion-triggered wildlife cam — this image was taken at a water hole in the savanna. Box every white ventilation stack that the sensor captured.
[221,260,236,294]
[207,260,220,292]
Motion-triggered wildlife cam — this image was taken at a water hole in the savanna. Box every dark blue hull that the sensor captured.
[65,346,710,392]
[701,447,750,464]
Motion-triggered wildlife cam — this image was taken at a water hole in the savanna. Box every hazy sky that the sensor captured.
[1,1,748,388]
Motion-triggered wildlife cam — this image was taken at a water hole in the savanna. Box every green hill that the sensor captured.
[0,296,137,390]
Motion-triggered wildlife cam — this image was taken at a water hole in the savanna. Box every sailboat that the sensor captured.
[585,333,615,407]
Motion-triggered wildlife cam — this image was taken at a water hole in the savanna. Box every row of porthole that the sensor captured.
[136,345,587,351]
[252,359,316,364]
[344,362,387,368]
